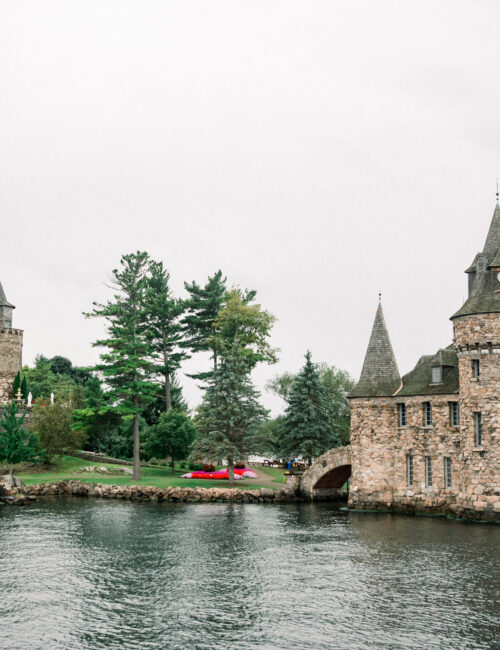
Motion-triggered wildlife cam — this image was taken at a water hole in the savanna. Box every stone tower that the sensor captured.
[0,281,23,402]
[451,200,500,516]
[349,301,402,507]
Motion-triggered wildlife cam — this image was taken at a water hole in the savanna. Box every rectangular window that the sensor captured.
[423,402,432,426]
[444,457,452,488]
[406,455,413,487]
[472,359,480,378]
[431,366,442,384]
[449,402,460,427]
[398,403,407,427]
[475,412,482,446]
[425,456,432,487]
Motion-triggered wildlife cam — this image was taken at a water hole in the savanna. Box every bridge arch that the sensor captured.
[300,445,352,500]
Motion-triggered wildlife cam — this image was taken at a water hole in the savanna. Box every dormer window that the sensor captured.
[431,366,442,384]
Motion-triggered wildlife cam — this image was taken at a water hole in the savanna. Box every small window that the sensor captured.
[475,412,482,446]
[444,457,452,488]
[398,403,407,427]
[472,359,480,378]
[406,455,414,487]
[449,402,460,427]
[425,456,432,487]
[431,366,442,384]
[423,402,432,426]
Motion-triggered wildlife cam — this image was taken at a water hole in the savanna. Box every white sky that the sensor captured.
[1,0,499,415]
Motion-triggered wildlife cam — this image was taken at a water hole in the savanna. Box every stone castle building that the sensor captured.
[0,281,23,403]
[348,200,500,520]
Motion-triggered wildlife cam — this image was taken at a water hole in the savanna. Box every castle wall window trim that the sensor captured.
[472,358,480,378]
[475,412,482,446]
[406,454,413,487]
[425,456,432,487]
[449,401,460,427]
[397,403,407,427]
[423,401,432,427]
[444,457,452,488]
[431,365,442,384]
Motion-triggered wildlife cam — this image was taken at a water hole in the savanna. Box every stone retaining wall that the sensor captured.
[25,480,303,504]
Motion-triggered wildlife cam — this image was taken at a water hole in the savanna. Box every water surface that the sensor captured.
[0,498,498,649]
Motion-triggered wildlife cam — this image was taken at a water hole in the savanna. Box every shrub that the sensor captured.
[203,462,215,472]
[235,461,246,469]
[149,457,158,465]
[188,461,204,471]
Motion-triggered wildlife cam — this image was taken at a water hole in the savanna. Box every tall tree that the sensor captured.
[86,251,158,480]
[192,341,267,483]
[145,260,188,411]
[183,270,227,381]
[281,352,333,465]
[212,289,278,370]
[31,399,85,459]
[0,403,39,475]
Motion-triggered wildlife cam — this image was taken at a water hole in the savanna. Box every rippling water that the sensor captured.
[0,498,499,649]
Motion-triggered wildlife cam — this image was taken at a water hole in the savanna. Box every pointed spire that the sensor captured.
[350,300,401,397]
[481,200,500,261]
[0,281,14,308]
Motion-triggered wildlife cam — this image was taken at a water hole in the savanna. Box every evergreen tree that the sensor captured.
[0,403,39,474]
[281,352,334,465]
[192,341,267,483]
[183,270,227,381]
[20,375,28,400]
[86,251,158,479]
[12,371,21,399]
[145,260,188,411]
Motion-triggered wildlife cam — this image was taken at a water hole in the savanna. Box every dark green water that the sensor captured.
[0,498,499,650]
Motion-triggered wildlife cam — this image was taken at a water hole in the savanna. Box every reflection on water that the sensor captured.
[0,498,498,649]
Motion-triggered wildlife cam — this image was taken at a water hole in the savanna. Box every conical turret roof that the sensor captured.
[452,202,500,319]
[350,302,401,397]
[0,281,14,308]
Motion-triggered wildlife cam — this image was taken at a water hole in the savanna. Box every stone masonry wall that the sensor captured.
[349,394,464,515]
[0,329,23,403]
[453,314,500,519]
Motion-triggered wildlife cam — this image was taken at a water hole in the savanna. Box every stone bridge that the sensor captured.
[299,445,352,500]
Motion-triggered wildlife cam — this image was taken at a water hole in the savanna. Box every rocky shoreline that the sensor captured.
[1,477,303,505]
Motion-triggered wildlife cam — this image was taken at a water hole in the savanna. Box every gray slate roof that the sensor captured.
[397,347,459,397]
[349,303,401,397]
[452,203,500,319]
[0,281,14,308]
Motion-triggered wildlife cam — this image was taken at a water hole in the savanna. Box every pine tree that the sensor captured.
[86,251,158,480]
[12,371,21,399]
[192,341,267,483]
[183,270,227,381]
[145,260,188,411]
[281,351,334,465]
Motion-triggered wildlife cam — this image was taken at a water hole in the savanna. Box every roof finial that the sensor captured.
[496,178,499,207]
[378,291,382,304]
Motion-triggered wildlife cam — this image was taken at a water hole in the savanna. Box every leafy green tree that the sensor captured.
[31,400,85,459]
[86,251,158,479]
[192,342,267,483]
[267,363,354,446]
[145,260,188,411]
[281,352,333,465]
[183,270,227,381]
[143,410,197,470]
[212,289,278,370]
[0,403,39,474]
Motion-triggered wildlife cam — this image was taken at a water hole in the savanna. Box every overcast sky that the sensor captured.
[1,0,499,415]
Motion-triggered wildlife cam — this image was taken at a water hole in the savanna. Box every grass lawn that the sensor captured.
[5,455,282,490]
[258,465,286,484]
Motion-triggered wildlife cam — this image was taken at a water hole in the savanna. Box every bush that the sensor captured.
[149,457,158,465]
[203,462,215,472]
[158,459,168,466]
[235,461,246,469]
[180,461,187,469]
[188,461,204,471]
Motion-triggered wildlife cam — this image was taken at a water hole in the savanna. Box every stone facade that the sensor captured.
[346,202,500,521]
[0,328,23,403]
